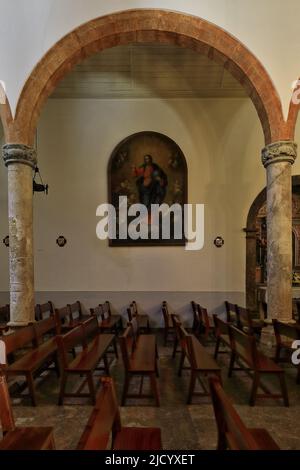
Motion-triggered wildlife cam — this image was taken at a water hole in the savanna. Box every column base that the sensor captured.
[7,321,34,328]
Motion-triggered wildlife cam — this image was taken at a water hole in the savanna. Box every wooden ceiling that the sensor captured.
[52,43,247,100]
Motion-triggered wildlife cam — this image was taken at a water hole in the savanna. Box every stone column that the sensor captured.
[2,144,37,326]
[262,141,297,322]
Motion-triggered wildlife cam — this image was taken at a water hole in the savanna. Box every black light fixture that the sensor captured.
[3,236,9,247]
[33,166,48,195]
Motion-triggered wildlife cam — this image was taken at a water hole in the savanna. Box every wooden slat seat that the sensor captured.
[56,316,115,405]
[173,316,221,403]
[7,337,57,373]
[119,323,159,406]
[209,376,280,450]
[189,336,220,372]
[77,377,162,450]
[0,363,55,450]
[228,325,289,406]
[66,334,114,373]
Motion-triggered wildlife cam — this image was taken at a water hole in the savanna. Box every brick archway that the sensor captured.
[5,9,289,146]
[0,83,13,138]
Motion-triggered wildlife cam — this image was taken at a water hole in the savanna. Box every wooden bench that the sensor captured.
[1,318,59,406]
[127,301,150,332]
[173,317,221,404]
[35,301,55,321]
[198,305,215,344]
[55,302,91,334]
[273,319,300,384]
[209,376,280,450]
[0,366,55,450]
[77,377,162,450]
[228,325,289,407]
[213,315,233,359]
[119,322,159,406]
[91,301,122,335]
[191,301,201,333]
[225,301,238,325]
[56,316,115,405]
[235,305,265,336]
[162,301,176,346]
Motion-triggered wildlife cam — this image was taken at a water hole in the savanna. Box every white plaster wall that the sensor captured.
[0,0,299,118]
[30,97,265,295]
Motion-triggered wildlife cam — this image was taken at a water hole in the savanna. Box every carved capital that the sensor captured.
[262,141,297,168]
[2,144,37,169]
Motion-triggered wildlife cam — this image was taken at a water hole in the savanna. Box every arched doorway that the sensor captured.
[246,175,300,311]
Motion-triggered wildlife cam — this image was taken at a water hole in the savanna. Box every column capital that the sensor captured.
[2,143,37,169]
[261,141,297,168]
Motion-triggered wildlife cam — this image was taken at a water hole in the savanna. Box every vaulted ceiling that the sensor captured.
[51,43,247,100]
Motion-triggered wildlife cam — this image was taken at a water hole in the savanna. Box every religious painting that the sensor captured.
[108,131,187,246]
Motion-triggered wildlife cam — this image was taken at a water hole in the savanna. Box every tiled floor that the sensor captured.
[7,332,300,450]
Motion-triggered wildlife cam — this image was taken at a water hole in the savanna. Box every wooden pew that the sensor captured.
[173,316,221,404]
[191,301,201,333]
[228,325,289,407]
[56,316,115,405]
[209,376,280,450]
[198,305,215,344]
[213,315,233,359]
[35,301,55,321]
[55,302,91,334]
[77,377,162,450]
[1,318,58,406]
[235,305,265,336]
[91,302,122,335]
[0,367,55,450]
[162,301,176,346]
[273,320,300,384]
[127,301,150,332]
[224,301,238,326]
[119,322,159,406]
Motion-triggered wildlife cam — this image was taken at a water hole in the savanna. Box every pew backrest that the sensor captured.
[34,317,57,345]
[56,325,85,367]
[68,301,84,321]
[35,301,55,321]
[82,316,100,341]
[229,325,256,368]
[119,325,135,370]
[209,376,261,450]
[273,320,300,345]
[77,377,121,450]
[1,324,36,357]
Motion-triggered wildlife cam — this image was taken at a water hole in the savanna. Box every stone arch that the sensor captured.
[0,82,13,139]
[246,175,300,311]
[6,9,287,146]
